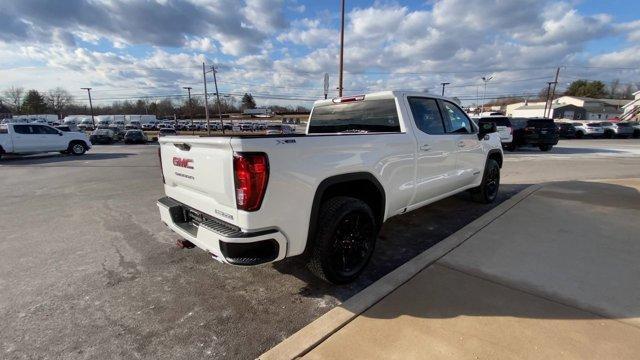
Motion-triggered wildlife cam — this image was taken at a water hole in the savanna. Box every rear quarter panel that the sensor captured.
[232,133,416,256]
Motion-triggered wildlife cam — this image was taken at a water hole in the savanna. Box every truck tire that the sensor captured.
[68,141,87,156]
[575,131,584,139]
[308,196,377,284]
[539,144,552,152]
[470,159,500,204]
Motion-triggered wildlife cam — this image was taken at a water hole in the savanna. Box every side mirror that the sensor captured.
[58,132,64,136]
[478,122,497,140]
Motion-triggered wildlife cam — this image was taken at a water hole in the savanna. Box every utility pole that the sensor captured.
[338,0,345,97]
[481,76,493,114]
[543,81,558,119]
[441,82,450,96]
[547,67,561,118]
[202,63,210,135]
[81,87,95,127]
[182,86,193,132]
[211,65,225,134]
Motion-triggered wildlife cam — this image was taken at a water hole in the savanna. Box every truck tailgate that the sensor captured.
[159,136,238,224]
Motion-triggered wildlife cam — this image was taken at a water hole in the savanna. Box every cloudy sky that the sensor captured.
[1,0,639,107]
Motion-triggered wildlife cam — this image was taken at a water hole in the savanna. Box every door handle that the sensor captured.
[458,141,466,148]
[419,144,431,151]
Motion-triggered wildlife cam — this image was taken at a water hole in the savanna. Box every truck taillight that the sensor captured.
[158,147,165,184]
[233,153,269,211]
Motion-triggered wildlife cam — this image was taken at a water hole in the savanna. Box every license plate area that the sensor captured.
[184,207,207,226]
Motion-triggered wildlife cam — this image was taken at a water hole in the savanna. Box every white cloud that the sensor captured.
[0,0,639,107]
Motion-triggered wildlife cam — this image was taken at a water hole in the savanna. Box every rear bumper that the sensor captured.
[157,197,287,266]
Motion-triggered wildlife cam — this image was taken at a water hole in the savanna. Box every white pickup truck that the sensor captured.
[0,123,91,158]
[157,91,503,283]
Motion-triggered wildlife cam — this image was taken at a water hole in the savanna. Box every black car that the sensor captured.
[557,122,576,138]
[89,129,116,144]
[510,118,559,151]
[123,130,148,144]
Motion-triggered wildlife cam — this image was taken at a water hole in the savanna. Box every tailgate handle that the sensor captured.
[174,143,191,151]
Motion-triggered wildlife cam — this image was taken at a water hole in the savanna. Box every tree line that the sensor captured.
[0,87,310,118]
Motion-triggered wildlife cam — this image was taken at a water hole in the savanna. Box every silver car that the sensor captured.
[612,122,635,138]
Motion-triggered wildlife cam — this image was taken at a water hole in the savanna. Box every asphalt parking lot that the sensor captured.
[1,139,640,359]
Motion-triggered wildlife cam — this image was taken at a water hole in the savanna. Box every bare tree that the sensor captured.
[46,87,74,116]
[2,86,25,113]
[609,79,620,98]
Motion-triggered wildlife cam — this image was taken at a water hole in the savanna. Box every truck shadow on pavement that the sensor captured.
[334,180,640,323]
[272,183,530,302]
[0,152,134,166]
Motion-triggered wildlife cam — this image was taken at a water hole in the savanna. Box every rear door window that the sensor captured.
[407,97,445,135]
[308,99,400,133]
[440,101,475,134]
[479,117,511,127]
[526,119,555,128]
[13,125,33,134]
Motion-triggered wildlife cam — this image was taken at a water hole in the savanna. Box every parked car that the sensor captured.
[630,122,640,138]
[599,122,619,138]
[609,122,634,138]
[123,130,148,144]
[239,123,254,132]
[477,117,513,150]
[89,129,117,144]
[1,123,91,158]
[78,119,95,131]
[265,124,295,135]
[157,91,503,284]
[557,122,577,138]
[573,122,603,138]
[509,118,559,151]
[158,128,177,137]
[55,124,81,133]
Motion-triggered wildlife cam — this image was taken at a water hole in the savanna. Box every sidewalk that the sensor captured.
[263,179,640,359]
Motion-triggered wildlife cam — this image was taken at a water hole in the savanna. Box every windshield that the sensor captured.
[616,123,631,127]
[587,123,600,127]
[308,98,400,134]
[94,129,112,135]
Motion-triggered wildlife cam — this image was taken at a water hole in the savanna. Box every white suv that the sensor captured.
[574,122,603,138]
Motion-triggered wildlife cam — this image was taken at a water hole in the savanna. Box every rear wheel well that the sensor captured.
[488,150,503,168]
[304,173,385,256]
[320,179,384,225]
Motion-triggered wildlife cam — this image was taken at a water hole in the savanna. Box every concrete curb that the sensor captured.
[259,184,543,360]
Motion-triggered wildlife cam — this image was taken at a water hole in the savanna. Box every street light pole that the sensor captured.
[338,0,345,97]
[481,76,493,114]
[81,87,94,128]
[440,82,450,96]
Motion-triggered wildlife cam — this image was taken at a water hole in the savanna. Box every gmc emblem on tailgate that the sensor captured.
[172,157,194,169]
